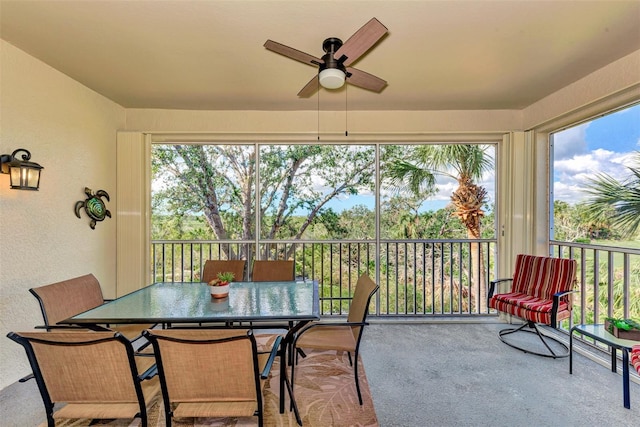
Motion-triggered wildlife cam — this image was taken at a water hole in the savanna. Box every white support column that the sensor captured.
[497,131,537,278]
[532,130,551,255]
[116,132,151,296]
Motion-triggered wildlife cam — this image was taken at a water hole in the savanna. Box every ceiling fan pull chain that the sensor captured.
[345,83,349,137]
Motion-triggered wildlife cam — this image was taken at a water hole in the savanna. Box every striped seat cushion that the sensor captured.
[489,292,570,324]
[489,255,576,325]
[632,345,640,376]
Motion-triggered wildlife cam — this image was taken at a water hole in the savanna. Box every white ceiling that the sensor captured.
[1,0,639,111]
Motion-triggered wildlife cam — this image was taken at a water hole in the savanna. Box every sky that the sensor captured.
[553,103,640,205]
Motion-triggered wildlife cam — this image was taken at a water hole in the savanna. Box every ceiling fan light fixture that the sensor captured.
[319,68,346,89]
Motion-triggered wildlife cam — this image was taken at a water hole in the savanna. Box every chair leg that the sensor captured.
[291,347,297,401]
[354,350,363,405]
[286,349,303,426]
[498,321,569,358]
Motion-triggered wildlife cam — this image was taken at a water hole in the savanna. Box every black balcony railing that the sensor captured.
[550,241,640,329]
[151,238,638,364]
[151,238,498,317]
[152,238,639,327]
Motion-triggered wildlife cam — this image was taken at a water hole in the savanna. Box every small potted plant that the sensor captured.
[208,271,235,299]
[605,317,640,341]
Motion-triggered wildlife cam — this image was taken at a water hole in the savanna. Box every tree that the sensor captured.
[383,144,493,310]
[584,151,640,238]
[552,200,617,243]
[152,144,376,259]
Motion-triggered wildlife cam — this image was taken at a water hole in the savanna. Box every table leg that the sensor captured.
[569,329,574,374]
[278,321,309,426]
[279,345,286,413]
[611,347,618,373]
[622,349,630,409]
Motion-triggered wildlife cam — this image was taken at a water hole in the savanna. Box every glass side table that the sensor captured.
[570,324,637,409]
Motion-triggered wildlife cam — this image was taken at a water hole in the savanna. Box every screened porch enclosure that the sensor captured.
[151,141,498,317]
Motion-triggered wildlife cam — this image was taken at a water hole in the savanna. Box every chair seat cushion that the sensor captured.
[296,325,357,352]
[489,292,569,324]
[632,345,640,376]
[54,373,159,420]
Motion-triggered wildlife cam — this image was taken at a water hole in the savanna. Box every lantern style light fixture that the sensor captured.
[0,148,44,190]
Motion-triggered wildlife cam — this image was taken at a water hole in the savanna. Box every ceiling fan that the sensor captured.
[264,18,388,97]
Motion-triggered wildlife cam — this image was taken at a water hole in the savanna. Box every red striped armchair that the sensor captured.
[632,345,640,376]
[489,254,577,358]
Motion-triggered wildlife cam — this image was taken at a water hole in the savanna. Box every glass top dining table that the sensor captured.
[60,280,320,326]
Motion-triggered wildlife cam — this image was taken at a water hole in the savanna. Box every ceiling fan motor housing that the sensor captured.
[320,37,346,70]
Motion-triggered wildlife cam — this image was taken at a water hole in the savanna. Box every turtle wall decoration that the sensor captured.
[75,187,111,229]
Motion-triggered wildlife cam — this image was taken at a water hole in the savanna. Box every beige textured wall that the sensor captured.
[523,49,640,130]
[125,108,522,135]
[0,41,125,388]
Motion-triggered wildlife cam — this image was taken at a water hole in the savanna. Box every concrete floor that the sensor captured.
[361,321,639,427]
[2,321,639,426]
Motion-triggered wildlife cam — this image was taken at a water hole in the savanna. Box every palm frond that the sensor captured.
[584,152,640,237]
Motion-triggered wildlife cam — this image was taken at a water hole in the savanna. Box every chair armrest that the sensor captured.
[260,335,282,379]
[488,278,513,299]
[34,324,96,331]
[550,289,579,326]
[297,321,367,336]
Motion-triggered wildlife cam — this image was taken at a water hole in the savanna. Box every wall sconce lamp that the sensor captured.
[0,149,44,190]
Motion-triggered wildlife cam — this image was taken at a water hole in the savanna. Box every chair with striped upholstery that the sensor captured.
[488,254,577,358]
[632,345,640,376]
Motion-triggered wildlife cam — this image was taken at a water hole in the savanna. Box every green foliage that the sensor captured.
[583,151,640,239]
[152,144,377,258]
[552,200,620,242]
[152,214,214,240]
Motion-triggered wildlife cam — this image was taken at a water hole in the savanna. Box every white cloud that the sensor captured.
[553,148,636,204]
[553,123,589,160]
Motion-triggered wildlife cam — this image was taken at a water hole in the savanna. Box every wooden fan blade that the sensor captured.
[297,75,320,97]
[335,18,388,66]
[264,40,322,66]
[346,67,387,92]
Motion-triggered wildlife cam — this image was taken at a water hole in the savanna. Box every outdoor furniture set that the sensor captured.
[7,260,378,426]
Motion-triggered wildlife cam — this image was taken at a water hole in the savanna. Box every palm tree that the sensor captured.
[584,151,640,238]
[385,144,493,310]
